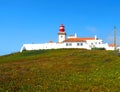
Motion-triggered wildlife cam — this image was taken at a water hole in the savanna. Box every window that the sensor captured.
[69,43,72,46]
[66,43,68,46]
[81,43,83,46]
[77,43,83,46]
[66,43,72,46]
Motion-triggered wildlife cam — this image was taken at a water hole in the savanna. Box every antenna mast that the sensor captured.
[114,26,116,51]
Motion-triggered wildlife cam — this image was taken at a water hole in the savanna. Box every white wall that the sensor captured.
[20,39,115,52]
[58,32,66,43]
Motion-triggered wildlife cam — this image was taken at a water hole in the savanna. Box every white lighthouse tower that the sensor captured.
[58,24,66,43]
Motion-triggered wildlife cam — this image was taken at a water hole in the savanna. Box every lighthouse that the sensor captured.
[58,24,66,43]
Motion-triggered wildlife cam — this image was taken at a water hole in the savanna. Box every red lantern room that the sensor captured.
[59,24,65,32]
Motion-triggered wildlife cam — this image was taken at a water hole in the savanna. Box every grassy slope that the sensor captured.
[0,49,120,92]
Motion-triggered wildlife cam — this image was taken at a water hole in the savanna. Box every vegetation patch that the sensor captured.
[92,47,106,50]
[0,49,120,92]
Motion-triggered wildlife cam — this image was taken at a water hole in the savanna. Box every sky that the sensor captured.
[0,0,120,55]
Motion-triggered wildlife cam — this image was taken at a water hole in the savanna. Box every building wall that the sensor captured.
[58,32,66,43]
[20,39,115,52]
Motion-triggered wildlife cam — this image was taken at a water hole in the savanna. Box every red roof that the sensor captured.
[48,41,54,43]
[64,38,95,42]
[109,44,115,47]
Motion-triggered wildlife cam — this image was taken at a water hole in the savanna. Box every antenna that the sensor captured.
[114,26,116,51]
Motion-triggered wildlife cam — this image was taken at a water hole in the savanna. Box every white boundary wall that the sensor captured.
[20,41,115,52]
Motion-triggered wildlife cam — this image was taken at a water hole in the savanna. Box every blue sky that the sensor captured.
[0,0,120,55]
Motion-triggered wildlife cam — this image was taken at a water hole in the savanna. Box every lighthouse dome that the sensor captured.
[59,24,65,32]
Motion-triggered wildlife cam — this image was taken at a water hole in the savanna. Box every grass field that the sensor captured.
[0,49,120,92]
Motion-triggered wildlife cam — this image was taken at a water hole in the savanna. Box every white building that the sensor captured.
[20,24,115,52]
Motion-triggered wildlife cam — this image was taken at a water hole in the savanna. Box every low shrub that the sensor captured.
[92,47,106,50]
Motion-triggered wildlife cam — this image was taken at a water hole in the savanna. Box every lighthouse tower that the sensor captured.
[58,24,66,43]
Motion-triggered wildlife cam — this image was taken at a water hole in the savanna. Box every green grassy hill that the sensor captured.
[0,49,120,92]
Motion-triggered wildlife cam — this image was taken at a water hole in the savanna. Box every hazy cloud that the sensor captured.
[106,36,114,43]
[106,36,120,46]
[85,26,98,33]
